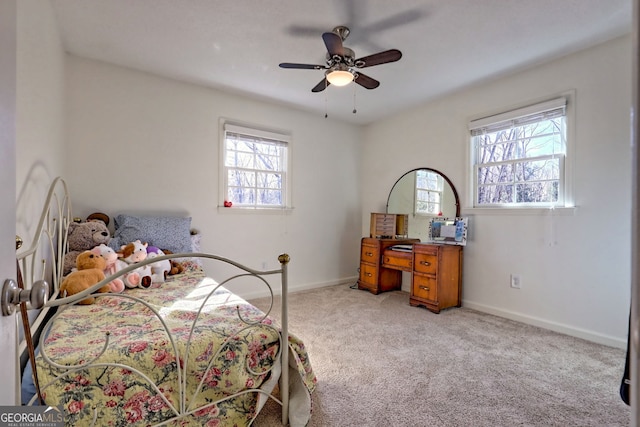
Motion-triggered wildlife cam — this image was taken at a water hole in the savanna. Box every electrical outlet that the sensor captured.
[510,274,521,289]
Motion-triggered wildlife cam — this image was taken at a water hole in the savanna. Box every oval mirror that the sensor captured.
[386,168,460,240]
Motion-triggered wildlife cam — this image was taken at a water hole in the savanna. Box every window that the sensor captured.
[221,122,291,209]
[415,169,444,215]
[469,97,568,208]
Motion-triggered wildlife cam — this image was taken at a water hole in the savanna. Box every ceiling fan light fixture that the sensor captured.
[326,69,354,86]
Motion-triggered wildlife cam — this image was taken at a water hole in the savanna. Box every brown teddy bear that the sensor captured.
[63,221,111,275]
[60,251,111,305]
[161,249,185,276]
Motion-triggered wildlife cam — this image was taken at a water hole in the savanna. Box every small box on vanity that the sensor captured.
[369,213,409,238]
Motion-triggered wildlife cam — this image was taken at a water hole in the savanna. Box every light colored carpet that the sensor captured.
[251,284,630,427]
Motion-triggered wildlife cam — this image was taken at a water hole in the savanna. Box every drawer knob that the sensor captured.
[365,252,374,257]
[366,273,372,277]
[419,285,430,291]
[420,261,431,266]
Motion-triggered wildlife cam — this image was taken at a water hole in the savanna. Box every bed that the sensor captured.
[15,177,316,426]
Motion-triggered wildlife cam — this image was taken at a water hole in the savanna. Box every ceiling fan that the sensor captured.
[279,26,402,93]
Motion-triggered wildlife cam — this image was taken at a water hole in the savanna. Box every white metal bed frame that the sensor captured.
[10,177,292,425]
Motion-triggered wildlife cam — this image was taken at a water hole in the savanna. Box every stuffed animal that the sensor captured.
[146,246,171,284]
[162,249,185,276]
[60,251,111,305]
[115,240,152,288]
[168,261,185,276]
[63,221,111,275]
[91,244,125,293]
[86,212,110,227]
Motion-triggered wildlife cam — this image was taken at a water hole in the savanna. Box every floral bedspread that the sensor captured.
[34,267,316,426]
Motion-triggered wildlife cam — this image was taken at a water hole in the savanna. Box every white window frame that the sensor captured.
[219,120,292,211]
[467,92,575,214]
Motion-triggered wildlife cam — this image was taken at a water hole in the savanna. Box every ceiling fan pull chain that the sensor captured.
[324,82,328,118]
[353,84,357,114]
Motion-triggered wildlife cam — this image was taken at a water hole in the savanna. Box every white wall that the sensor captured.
[362,36,632,347]
[64,56,362,297]
[16,0,66,246]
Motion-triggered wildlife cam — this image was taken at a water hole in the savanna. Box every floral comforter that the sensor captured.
[34,268,316,426]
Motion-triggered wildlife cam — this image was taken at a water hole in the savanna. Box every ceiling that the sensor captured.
[50,0,632,125]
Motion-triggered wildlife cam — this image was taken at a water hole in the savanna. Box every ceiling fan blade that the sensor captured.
[279,62,326,70]
[354,72,380,90]
[322,32,346,57]
[311,78,330,93]
[363,9,424,34]
[355,49,402,68]
[287,24,328,37]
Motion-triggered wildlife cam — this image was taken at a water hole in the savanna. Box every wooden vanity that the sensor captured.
[358,238,463,313]
[361,167,465,313]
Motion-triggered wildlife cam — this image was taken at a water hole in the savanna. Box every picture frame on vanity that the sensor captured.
[428,217,468,246]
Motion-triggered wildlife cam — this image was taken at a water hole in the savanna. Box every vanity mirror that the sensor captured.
[386,168,460,240]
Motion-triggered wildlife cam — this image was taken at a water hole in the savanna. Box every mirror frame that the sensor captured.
[385,167,461,217]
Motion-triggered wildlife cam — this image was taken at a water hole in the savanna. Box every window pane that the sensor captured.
[228,169,255,187]
[478,184,514,204]
[478,164,514,185]
[228,187,255,204]
[416,190,441,214]
[258,189,282,205]
[257,172,282,189]
[516,182,558,203]
[514,159,559,181]
[255,154,281,172]
[225,150,255,168]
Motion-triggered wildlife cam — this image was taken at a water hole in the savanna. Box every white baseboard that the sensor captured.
[242,276,358,301]
[463,299,627,349]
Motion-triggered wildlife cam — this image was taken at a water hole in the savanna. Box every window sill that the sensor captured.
[217,206,294,215]
[461,206,577,216]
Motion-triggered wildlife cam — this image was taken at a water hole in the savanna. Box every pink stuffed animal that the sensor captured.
[115,240,152,288]
[91,244,125,293]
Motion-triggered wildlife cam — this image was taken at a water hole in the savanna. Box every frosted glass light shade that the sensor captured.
[326,70,354,86]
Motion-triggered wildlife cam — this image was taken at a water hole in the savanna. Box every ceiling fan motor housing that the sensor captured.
[326,47,355,68]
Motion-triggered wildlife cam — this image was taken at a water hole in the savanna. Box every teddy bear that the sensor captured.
[63,220,112,276]
[161,249,186,276]
[60,251,112,305]
[91,244,125,293]
[115,240,152,288]
[146,246,171,284]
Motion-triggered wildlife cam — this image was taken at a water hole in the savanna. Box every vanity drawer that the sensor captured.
[383,249,413,271]
[412,275,437,302]
[360,243,380,264]
[359,263,378,286]
[413,252,438,275]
